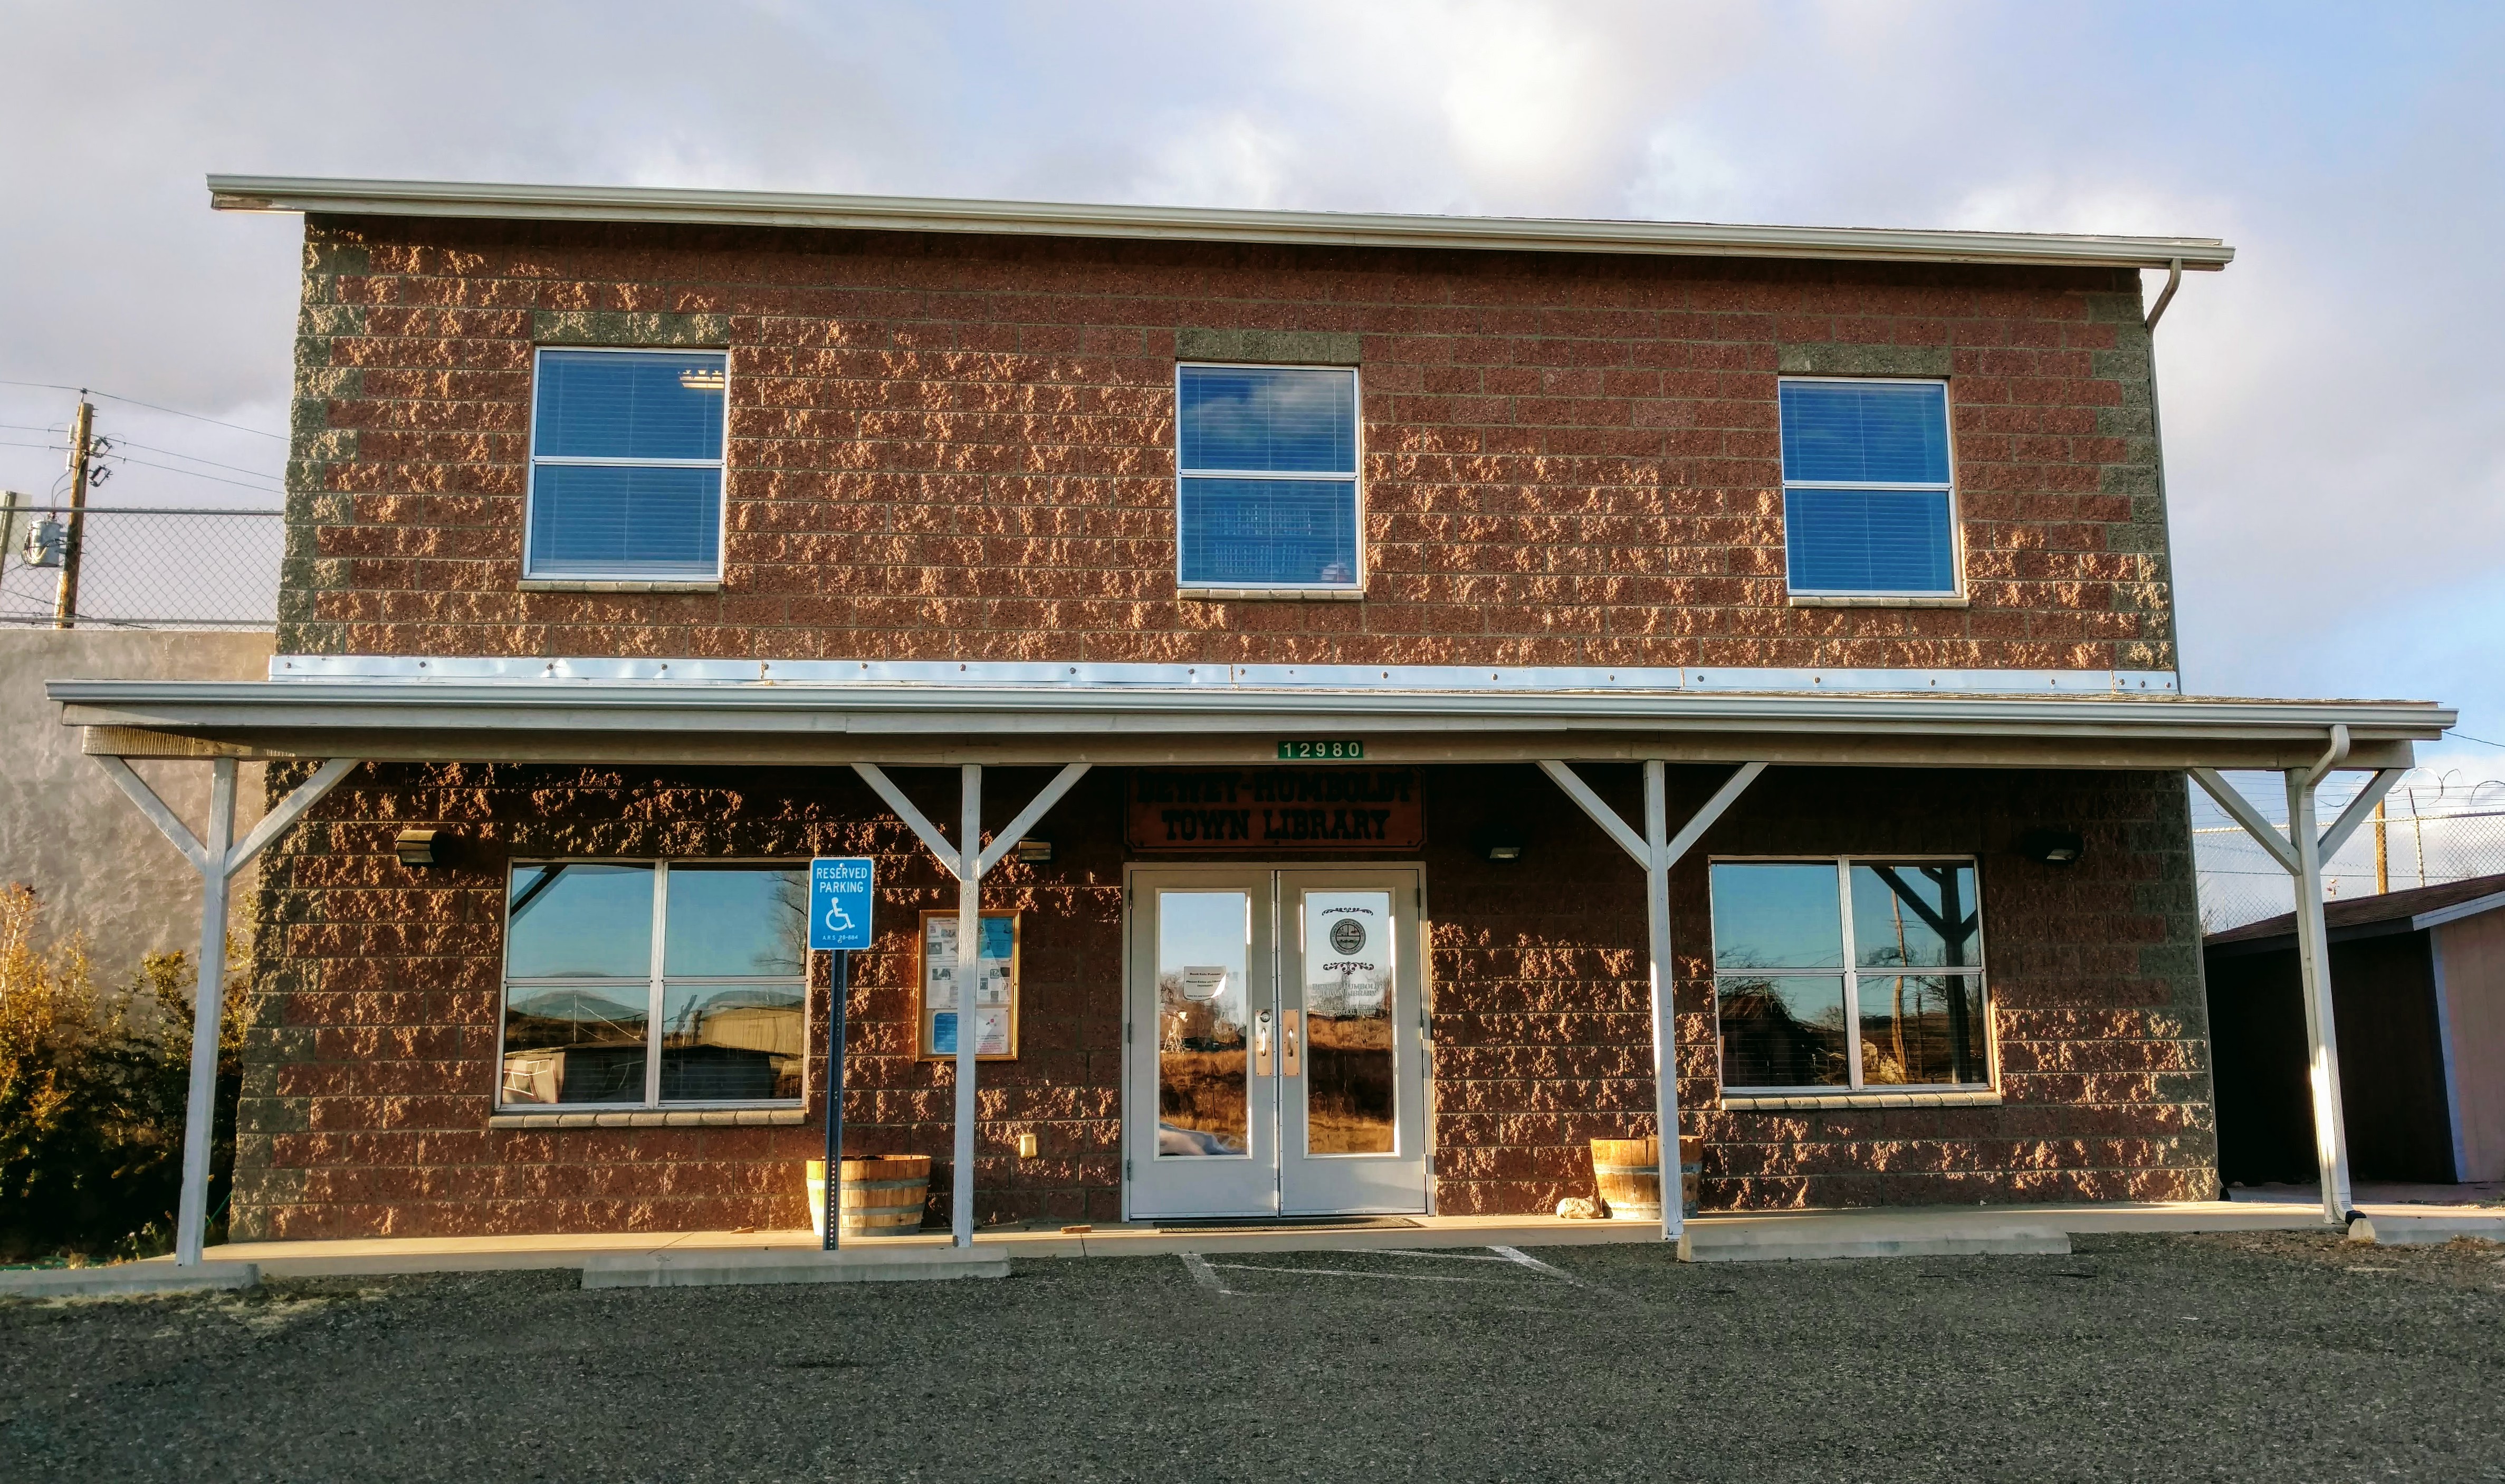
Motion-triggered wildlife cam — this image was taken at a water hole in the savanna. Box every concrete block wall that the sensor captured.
[1424,763,2216,1213]
[234,761,2214,1239]
[276,217,2173,671]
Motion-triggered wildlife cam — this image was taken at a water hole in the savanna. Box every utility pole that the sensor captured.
[2372,797,2389,895]
[54,396,95,628]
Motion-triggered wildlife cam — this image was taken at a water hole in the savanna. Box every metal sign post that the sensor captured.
[809,858,875,1250]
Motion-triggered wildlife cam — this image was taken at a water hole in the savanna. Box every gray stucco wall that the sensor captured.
[0,629,275,987]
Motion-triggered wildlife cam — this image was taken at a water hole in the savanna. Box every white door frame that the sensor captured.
[1122,860,1431,1222]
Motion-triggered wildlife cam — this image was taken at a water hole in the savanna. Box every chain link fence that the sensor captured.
[0,504,281,628]
[2194,772,2505,933]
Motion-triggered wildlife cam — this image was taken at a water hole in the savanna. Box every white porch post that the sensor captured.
[852,761,1091,1249]
[953,764,982,1248]
[2283,765,2353,1221]
[1640,762,1678,1240]
[90,752,362,1265]
[179,760,238,1266]
[1539,759,1764,1244]
[2192,731,2406,1228]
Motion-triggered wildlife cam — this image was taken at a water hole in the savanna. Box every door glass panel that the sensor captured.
[1301,889,1395,1155]
[1156,891,1252,1157]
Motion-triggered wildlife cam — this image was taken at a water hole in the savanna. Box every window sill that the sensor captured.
[519,579,722,594]
[489,1107,808,1129]
[1786,593,1968,609]
[1719,1089,2002,1111]
[1177,587,1364,602]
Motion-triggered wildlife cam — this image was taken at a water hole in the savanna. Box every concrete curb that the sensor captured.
[2345,1213,2505,1247]
[580,1246,1010,1289]
[0,1261,260,1299]
[1680,1226,2070,1263]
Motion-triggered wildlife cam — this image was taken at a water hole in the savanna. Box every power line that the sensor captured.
[0,380,284,441]
[2447,729,2505,749]
[104,456,284,493]
[103,437,284,483]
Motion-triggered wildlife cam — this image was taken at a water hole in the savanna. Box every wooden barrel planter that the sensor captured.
[1589,1136,1704,1220]
[805,1154,933,1238]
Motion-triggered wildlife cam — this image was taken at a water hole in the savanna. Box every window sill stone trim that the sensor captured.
[519,579,723,594]
[1177,587,1365,602]
[1718,1089,2002,1111]
[1786,594,1971,609]
[489,1107,808,1129]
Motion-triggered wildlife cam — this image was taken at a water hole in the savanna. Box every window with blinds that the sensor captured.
[1175,363,1361,591]
[525,348,728,581]
[1777,378,1959,597]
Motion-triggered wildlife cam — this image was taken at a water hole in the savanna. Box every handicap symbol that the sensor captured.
[824,899,854,935]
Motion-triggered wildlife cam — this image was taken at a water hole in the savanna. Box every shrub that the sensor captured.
[0,885,250,1262]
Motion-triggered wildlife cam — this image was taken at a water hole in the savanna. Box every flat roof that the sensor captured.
[206,175,2235,272]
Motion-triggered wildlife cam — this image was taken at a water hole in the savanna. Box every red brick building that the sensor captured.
[52,177,2449,1245]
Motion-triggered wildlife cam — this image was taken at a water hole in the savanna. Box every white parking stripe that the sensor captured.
[1178,1251,1234,1295]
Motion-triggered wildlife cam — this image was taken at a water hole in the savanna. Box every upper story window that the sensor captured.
[498,860,806,1109]
[1777,378,1958,597]
[1175,363,1361,592]
[525,348,728,581]
[1709,858,1990,1093]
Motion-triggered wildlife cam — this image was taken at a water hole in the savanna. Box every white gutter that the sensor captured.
[45,675,2451,746]
[206,175,2236,272]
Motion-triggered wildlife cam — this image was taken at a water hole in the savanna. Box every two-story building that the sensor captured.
[51,176,2450,1251]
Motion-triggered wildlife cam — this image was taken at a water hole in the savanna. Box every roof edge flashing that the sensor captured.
[206,175,2235,271]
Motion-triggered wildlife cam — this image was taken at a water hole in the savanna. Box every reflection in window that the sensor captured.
[1156,891,1251,1156]
[1301,889,1395,1155]
[499,860,806,1109]
[1176,365,1361,590]
[1711,859,1990,1091]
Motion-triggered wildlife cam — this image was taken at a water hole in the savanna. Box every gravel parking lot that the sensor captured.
[3,1231,2500,1483]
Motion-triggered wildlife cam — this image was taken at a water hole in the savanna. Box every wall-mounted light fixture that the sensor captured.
[2017,828,2084,865]
[1470,825,1525,863]
[1015,837,1053,864]
[395,828,443,869]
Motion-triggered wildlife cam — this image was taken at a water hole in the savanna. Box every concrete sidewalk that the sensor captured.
[167,1197,2447,1281]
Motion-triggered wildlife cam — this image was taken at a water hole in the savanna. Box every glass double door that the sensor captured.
[1125,866,1428,1219]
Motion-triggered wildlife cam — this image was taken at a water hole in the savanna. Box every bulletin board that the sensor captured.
[913,909,1020,1061]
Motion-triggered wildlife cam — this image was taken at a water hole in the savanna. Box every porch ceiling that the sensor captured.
[50,671,2449,772]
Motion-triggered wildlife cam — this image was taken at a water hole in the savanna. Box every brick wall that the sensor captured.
[278,217,2173,671]
[235,761,2213,1239]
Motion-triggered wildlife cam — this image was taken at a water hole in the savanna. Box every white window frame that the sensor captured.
[521,345,732,583]
[1776,375,1964,599]
[494,857,808,1111]
[1172,361,1365,597]
[1708,853,1994,1094]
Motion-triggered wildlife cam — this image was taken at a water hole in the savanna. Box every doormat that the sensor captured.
[1155,1215,1422,1234]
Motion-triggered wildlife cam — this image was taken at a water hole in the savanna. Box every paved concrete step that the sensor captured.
[580,1244,1009,1289]
[2345,1212,2505,1247]
[0,1260,260,1299]
[1680,1223,2069,1263]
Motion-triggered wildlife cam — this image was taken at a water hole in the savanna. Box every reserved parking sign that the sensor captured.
[808,857,875,951]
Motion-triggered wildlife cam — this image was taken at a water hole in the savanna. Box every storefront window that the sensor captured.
[499,861,807,1108]
[1709,859,1989,1092]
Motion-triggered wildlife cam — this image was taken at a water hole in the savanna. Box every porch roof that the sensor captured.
[49,657,2450,773]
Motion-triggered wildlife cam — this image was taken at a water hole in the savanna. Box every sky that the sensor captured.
[2,1,2500,788]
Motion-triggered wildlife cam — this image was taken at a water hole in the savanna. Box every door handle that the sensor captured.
[1282,1009,1302,1078]
[1255,1009,1274,1076]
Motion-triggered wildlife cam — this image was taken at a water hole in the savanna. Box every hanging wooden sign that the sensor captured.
[1127,767,1423,852]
